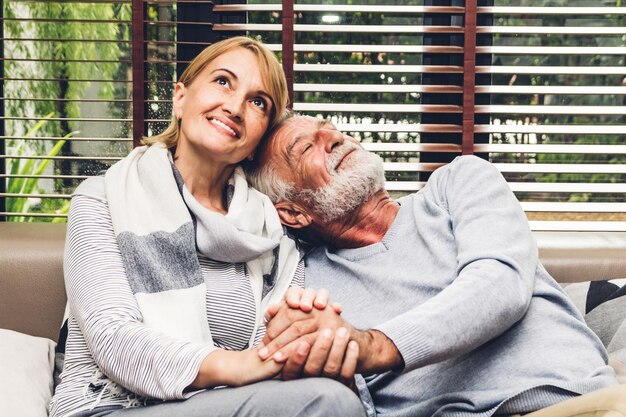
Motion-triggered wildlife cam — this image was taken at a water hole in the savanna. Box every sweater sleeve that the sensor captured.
[374,155,538,371]
[64,191,216,399]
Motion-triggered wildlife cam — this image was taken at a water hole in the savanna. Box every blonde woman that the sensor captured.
[49,37,364,417]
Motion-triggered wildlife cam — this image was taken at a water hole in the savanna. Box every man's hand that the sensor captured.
[260,303,405,377]
[261,302,349,358]
[280,331,360,388]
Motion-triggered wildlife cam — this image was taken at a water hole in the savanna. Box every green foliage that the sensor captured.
[7,114,76,222]
[3,1,131,222]
[4,2,130,139]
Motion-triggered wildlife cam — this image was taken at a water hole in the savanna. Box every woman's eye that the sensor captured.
[251,97,267,109]
[216,77,229,87]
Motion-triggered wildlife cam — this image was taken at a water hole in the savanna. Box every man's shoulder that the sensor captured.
[445,155,493,173]
[429,155,499,186]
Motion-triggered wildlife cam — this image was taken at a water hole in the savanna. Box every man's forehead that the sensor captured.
[274,116,334,145]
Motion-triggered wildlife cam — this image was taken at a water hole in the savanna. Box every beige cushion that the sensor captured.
[0,329,56,417]
[518,384,626,417]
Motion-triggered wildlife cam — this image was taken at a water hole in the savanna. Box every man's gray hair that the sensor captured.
[246,161,295,204]
[244,110,298,203]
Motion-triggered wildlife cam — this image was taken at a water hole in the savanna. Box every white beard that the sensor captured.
[296,143,386,223]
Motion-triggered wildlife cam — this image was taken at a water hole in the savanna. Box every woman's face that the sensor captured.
[173,47,273,165]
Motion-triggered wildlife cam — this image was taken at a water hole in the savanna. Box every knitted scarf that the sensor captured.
[103,143,302,347]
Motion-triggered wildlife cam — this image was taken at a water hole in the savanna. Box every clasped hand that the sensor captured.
[259,288,360,387]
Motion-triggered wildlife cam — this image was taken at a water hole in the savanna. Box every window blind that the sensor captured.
[212,1,466,195]
[474,4,626,231]
[1,0,132,220]
[2,0,625,232]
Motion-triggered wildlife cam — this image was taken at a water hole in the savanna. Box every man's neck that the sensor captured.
[318,190,400,249]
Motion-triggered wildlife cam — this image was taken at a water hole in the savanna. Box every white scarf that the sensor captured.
[103,143,302,347]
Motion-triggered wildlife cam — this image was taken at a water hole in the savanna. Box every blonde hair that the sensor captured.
[143,36,288,148]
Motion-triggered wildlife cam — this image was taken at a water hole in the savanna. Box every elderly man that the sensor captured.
[245,114,618,417]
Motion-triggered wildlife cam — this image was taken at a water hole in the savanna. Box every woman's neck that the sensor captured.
[173,144,235,214]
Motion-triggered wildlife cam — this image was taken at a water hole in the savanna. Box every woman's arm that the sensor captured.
[66,191,282,397]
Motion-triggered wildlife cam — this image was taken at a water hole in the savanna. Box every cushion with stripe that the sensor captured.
[562,279,626,383]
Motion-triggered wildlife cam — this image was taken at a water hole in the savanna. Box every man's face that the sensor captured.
[266,116,386,221]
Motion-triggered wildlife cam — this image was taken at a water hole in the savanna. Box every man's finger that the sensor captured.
[280,340,310,381]
[339,340,359,388]
[302,328,334,377]
[284,287,304,309]
[298,288,318,312]
[330,302,343,314]
[322,327,350,379]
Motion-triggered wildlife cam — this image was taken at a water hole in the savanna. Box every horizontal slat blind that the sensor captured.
[2,1,625,232]
[213,1,465,195]
[1,0,133,220]
[476,3,626,231]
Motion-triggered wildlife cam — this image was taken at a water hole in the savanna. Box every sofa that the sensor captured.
[1,222,626,417]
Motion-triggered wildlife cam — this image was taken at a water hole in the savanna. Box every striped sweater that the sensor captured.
[49,190,303,417]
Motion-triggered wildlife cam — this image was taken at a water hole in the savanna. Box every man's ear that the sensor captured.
[275,201,312,229]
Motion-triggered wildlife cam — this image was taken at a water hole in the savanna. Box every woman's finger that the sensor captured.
[299,288,318,312]
[264,302,283,323]
[260,316,318,360]
[312,288,330,310]
[284,287,304,309]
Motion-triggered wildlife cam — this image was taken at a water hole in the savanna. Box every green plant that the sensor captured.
[7,113,77,222]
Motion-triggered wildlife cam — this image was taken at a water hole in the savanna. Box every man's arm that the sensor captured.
[264,156,537,376]
[370,156,537,371]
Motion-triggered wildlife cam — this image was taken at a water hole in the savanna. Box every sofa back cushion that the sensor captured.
[0,222,67,341]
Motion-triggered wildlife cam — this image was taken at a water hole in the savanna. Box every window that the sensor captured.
[1,0,132,221]
[2,0,625,231]
[476,3,626,231]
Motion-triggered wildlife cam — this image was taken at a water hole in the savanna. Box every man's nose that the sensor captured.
[319,130,344,153]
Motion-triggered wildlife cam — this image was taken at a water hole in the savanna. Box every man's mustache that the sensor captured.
[327,142,361,173]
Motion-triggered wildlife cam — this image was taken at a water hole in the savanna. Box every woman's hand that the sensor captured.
[189,348,283,389]
[264,287,343,327]
[285,287,340,312]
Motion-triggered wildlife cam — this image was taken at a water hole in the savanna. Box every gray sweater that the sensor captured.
[305,156,617,417]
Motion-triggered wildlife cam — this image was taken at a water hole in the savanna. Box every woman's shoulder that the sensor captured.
[73,175,106,202]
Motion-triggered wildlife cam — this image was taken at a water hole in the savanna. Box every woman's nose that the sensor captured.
[222,94,244,120]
